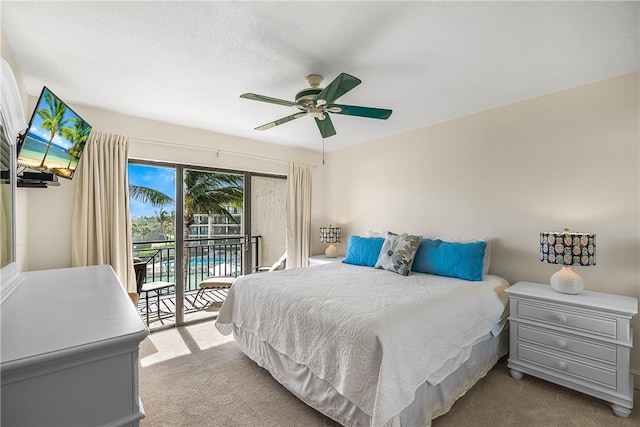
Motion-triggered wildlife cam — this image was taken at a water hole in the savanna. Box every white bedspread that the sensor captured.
[215,262,509,426]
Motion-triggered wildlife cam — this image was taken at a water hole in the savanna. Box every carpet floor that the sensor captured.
[139,319,639,427]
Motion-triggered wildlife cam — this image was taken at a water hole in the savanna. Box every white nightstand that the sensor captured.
[308,255,345,266]
[506,281,638,418]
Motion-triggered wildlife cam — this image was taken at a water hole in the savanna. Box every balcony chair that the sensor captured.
[251,252,287,273]
[195,253,287,310]
[134,257,175,325]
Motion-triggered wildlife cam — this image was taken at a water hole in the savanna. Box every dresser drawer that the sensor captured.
[518,324,617,364]
[517,300,616,338]
[518,344,617,388]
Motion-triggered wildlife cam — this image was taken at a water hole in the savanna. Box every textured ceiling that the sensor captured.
[2,1,638,152]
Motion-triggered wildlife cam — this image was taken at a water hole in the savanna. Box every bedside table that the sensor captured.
[506,281,638,418]
[308,255,345,266]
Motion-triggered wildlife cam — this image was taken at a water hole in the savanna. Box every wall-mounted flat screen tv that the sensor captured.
[17,86,92,180]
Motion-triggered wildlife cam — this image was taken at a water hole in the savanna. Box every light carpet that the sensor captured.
[139,319,639,427]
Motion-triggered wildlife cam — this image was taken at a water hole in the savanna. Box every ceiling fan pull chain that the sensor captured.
[322,137,325,165]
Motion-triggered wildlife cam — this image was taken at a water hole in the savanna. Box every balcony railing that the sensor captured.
[133,235,262,293]
[132,235,262,328]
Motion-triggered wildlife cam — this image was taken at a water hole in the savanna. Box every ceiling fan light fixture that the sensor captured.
[308,107,324,119]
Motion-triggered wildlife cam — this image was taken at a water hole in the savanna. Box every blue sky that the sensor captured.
[128,164,176,218]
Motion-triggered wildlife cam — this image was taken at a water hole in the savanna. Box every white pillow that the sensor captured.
[435,236,491,275]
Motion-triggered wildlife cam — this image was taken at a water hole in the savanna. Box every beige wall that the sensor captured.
[251,176,287,266]
[324,72,640,374]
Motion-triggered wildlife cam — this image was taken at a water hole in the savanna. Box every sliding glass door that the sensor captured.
[181,167,244,324]
[129,163,177,328]
[129,160,285,330]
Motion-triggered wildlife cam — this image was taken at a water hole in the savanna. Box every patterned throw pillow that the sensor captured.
[375,232,422,276]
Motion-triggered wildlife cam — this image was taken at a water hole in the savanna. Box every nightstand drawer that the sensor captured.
[517,301,616,338]
[518,324,617,364]
[518,344,617,388]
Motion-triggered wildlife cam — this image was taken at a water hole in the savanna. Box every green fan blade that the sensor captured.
[314,115,336,138]
[241,93,296,107]
[255,112,307,131]
[329,104,392,120]
[315,73,361,106]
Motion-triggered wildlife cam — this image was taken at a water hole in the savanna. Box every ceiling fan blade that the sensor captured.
[255,112,307,131]
[241,93,296,107]
[315,73,361,106]
[329,104,392,120]
[314,115,336,138]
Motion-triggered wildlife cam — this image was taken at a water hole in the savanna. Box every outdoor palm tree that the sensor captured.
[129,169,244,280]
[182,171,243,232]
[129,184,173,208]
[154,209,173,240]
[37,90,71,168]
[130,171,243,223]
[134,224,152,241]
[182,171,243,281]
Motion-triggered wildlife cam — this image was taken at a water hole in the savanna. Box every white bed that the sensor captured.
[215,262,510,427]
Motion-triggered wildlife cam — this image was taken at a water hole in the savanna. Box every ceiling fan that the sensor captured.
[240,73,392,138]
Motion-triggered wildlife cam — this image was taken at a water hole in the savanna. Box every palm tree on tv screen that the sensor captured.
[60,117,91,169]
[37,91,71,168]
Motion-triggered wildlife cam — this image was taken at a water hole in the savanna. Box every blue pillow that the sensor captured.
[343,236,385,267]
[412,238,486,281]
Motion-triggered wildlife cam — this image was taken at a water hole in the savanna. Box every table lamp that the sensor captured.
[540,229,596,294]
[320,225,341,258]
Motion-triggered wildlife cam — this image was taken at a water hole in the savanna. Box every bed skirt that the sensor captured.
[232,324,509,427]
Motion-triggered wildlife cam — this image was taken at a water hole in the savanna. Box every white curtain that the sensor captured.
[285,162,312,269]
[71,132,136,293]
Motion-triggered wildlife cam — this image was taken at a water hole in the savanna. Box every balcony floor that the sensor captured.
[137,287,229,329]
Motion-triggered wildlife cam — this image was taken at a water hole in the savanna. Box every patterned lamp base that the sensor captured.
[550,266,584,294]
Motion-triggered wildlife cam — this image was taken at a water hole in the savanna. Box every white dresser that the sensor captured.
[1,265,149,426]
[506,281,637,418]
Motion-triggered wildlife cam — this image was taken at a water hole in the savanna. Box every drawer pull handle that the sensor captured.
[555,315,567,323]
[557,361,567,370]
[556,340,567,348]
